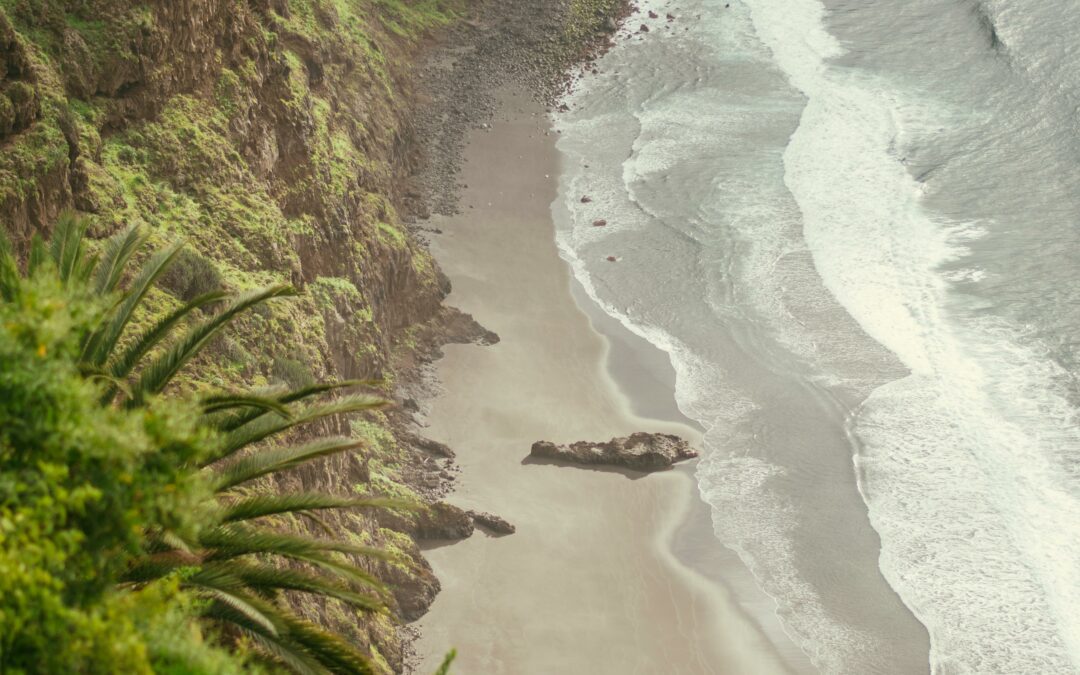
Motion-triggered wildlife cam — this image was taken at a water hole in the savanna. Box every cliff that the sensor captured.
[0,0,628,671]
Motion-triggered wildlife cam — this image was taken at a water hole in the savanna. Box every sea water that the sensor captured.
[553,0,1080,672]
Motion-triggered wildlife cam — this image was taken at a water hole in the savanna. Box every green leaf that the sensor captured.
[81,240,187,367]
[237,629,325,675]
[0,229,20,301]
[211,438,365,491]
[106,290,228,383]
[92,225,148,294]
[213,380,378,433]
[275,613,375,675]
[209,395,384,465]
[27,233,47,277]
[201,394,291,419]
[49,211,86,284]
[218,493,399,523]
[202,561,382,611]
[434,649,457,675]
[199,525,389,563]
[127,285,297,405]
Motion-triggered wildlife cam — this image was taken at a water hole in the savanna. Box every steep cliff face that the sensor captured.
[0,0,464,671]
[0,0,634,670]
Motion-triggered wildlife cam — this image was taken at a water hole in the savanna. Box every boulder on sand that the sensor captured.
[468,510,516,535]
[529,432,698,472]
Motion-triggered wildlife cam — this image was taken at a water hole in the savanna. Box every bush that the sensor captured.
[0,272,231,673]
[159,248,224,301]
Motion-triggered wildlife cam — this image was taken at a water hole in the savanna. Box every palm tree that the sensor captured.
[0,214,403,674]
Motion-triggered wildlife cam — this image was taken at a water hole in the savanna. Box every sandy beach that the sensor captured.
[410,88,796,674]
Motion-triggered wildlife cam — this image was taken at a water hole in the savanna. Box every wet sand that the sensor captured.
[411,87,796,674]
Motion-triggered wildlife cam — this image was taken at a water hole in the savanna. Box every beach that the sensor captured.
[409,88,797,674]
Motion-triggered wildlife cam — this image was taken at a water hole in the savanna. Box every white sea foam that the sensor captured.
[553,1,906,670]
[743,0,1080,670]
[554,0,1080,671]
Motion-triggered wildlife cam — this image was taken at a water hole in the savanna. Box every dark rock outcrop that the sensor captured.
[413,502,475,540]
[468,510,516,535]
[530,432,698,472]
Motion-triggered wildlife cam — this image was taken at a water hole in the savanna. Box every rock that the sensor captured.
[648,10,659,18]
[639,24,650,32]
[604,17,619,32]
[414,502,474,540]
[593,218,607,227]
[580,195,592,203]
[468,510,516,535]
[530,432,698,472]
[402,431,456,458]
[606,255,617,262]
[667,13,677,21]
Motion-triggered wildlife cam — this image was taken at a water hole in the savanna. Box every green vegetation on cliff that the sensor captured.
[0,217,415,673]
[0,0,463,670]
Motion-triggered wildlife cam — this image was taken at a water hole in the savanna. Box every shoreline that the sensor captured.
[565,276,818,675]
[408,87,794,674]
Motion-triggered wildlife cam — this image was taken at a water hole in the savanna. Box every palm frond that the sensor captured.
[237,628,326,675]
[209,395,384,466]
[218,494,398,524]
[122,550,201,583]
[127,285,297,406]
[93,225,147,295]
[81,240,186,367]
[106,289,228,382]
[200,561,382,611]
[27,234,47,277]
[212,380,376,433]
[49,211,86,284]
[199,525,389,563]
[275,612,375,675]
[211,439,365,491]
[0,229,20,301]
[201,394,291,419]
[202,590,281,638]
[435,650,457,675]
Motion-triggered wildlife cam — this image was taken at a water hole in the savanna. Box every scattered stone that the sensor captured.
[606,255,617,262]
[530,433,699,472]
[639,24,650,32]
[581,195,593,203]
[667,13,677,20]
[648,10,659,18]
[593,219,607,227]
[468,510,516,535]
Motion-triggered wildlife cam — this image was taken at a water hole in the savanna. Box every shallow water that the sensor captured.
[554,0,1080,672]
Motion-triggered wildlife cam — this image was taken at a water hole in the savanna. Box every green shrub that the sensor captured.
[0,270,226,673]
[159,247,225,301]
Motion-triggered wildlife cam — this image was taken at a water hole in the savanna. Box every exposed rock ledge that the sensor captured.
[530,433,698,472]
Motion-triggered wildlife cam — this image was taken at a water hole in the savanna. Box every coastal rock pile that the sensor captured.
[530,432,698,471]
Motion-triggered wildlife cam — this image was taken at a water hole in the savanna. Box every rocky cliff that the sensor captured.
[0,1,465,670]
[0,0,629,671]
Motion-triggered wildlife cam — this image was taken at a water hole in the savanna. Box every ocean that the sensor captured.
[553,0,1080,672]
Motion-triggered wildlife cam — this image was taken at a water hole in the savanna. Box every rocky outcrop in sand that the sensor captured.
[468,510,516,535]
[530,432,698,472]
